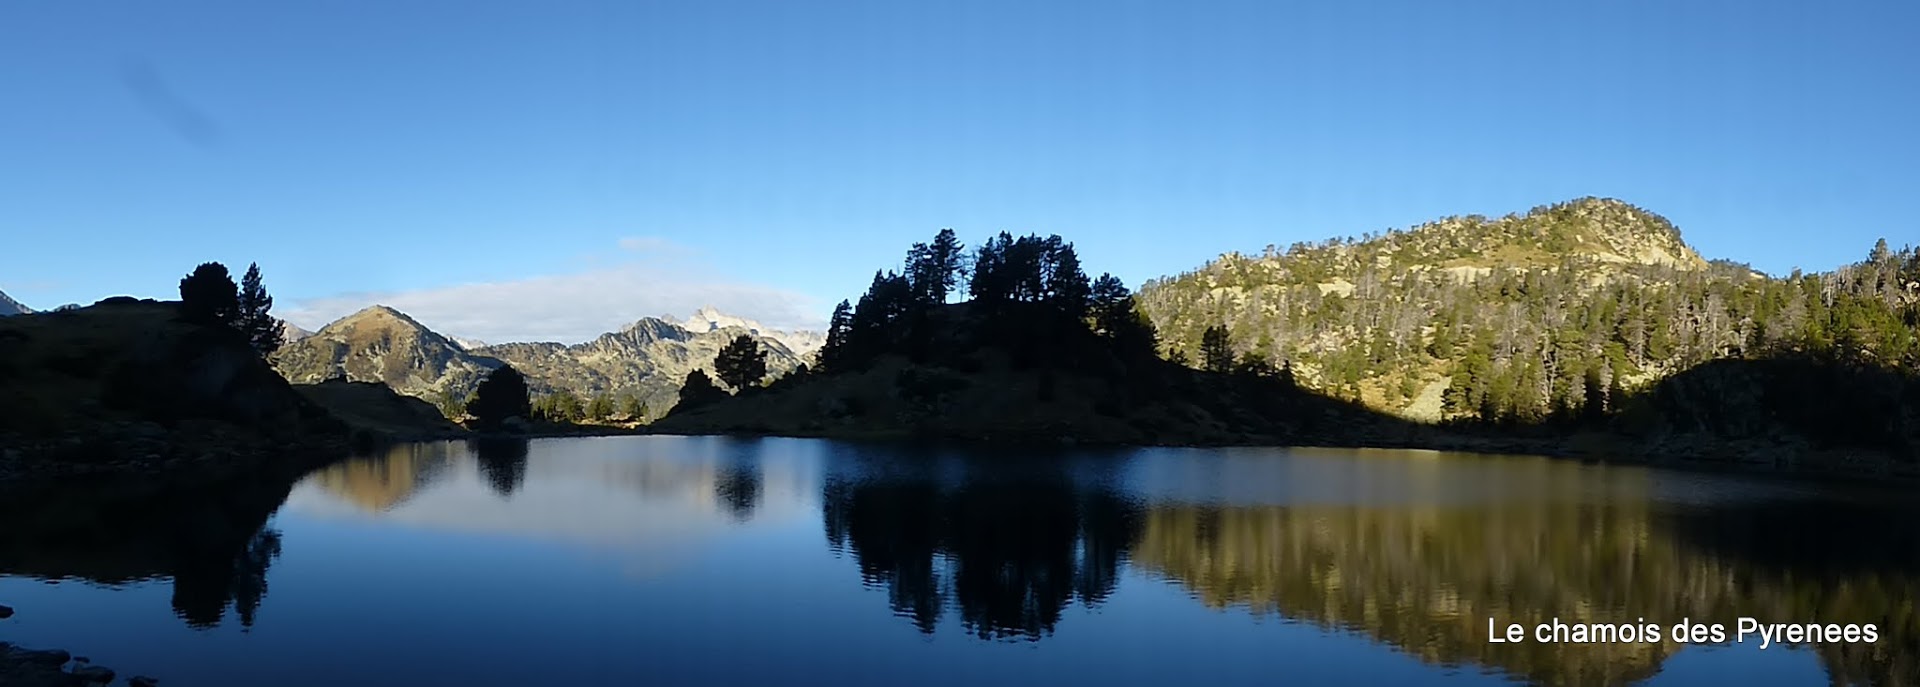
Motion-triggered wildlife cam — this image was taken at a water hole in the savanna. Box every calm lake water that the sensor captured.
[3,437,1917,686]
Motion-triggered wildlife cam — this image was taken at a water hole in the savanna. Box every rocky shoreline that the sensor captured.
[0,604,157,687]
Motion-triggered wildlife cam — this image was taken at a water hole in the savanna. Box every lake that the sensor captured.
[3,436,1917,686]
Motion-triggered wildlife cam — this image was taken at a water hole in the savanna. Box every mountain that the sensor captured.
[473,316,806,418]
[654,210,1917,468]
[0,290,30,316]
[680,306,825,356]
[271,305,501,403]
[272,306,807,419]
[280,320,313,342]
[1136,197,1917,423]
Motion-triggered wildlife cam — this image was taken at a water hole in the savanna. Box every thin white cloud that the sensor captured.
[281,237,824,344]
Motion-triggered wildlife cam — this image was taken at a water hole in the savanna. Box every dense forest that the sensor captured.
[1138,198,1920,427]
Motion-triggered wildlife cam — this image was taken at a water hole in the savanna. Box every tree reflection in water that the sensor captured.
[819,453,1920,685]
[822,470,1144,641]
[0,469,295,630]
[473,437,530,498]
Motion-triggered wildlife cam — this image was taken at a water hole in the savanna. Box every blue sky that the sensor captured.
[3,0,1915,341]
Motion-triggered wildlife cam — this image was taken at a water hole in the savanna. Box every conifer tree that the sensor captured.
[676,369,727,411]
[620,395,648,422]
[587,392,615,421]
[714,334,769,391]
[237,262,283,355]
[1200,325,1234,373]
[179,262,239,326]
[819,300,854,373]
[468,365,532,429]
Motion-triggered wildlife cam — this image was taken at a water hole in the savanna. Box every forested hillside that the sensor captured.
[1138,198,1920,425]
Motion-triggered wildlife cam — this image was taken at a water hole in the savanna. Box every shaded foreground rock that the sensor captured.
[0,641,122,687]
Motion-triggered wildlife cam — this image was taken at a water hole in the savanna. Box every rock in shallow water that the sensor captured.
[71,664,115,683]
[130,676,161,687]
[12,648,70,665]
[0,604,14,619]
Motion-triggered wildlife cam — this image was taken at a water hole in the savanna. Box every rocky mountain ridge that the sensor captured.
[0,290,30,316]
[680,305,825,355]
[273,306,812,418]
[1137,197,1913,423]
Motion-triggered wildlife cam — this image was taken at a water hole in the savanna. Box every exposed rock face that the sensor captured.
[681,306,825,356]
[279,319,313,342]
[271,305,500,402]
[274,305,808,417]
[0,290,29,316]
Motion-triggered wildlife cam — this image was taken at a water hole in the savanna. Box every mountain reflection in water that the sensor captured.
[1,438,1916,687]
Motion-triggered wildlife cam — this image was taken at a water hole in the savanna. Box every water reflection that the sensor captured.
[307,441,455,512]
[1126,494,1920,685]
[4,440,1919,686]
[0,471,291,629]
[822,462,1144,640]
[473,437,530,497]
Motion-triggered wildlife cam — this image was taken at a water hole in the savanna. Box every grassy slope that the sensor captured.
[0,299,345,480]
[291,379,466,441]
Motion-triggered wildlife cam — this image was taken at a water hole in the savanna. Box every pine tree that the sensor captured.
[714,334,768,391]
[676,369,727,411]
[1047,242,1091,319]
[819,299,854,373]
[467,365,532,429]
[179,262,239,326]
[236,262,283,355]
[904,229,966,306]
[620,395,648,422]
[1200,325,1234,373]
[587,392,615,422]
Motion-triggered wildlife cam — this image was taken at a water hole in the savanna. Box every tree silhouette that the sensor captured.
[1201,325,1233,373]
[179,262,239,326]
[676,369,727,411]
[714,334,769,391]
[906,228,967,305]
[819,299,855,373]
[467,365,531,429]
[1046,241,1091,319]
[236,262,283,355]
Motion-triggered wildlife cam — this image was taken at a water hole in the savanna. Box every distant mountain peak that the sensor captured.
[680,306,764,333]
[0,289,30,316]
[678,306,826,355]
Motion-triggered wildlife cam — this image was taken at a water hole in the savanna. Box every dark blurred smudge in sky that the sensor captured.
[119,57,221,149]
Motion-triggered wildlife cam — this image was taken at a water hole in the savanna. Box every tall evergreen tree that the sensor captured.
[927,228,965,301]
[1200,325,1234,373]
[819,299,855,373]
[714,334,769,391]
[1047,242,1091,318]
[236,262,283,355]
[904,229,967,305]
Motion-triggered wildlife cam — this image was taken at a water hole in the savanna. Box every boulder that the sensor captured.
[71,664,115,683]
